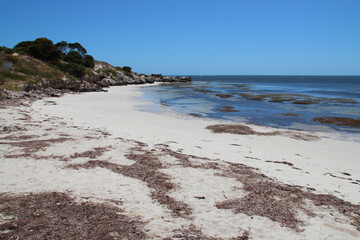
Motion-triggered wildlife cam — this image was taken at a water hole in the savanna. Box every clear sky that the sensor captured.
[0,0,359,75]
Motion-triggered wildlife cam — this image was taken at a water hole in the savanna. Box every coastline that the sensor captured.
[1,84,360,239]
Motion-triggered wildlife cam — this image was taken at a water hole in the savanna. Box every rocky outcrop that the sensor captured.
[19,60,191,95]
[90,61,191,87]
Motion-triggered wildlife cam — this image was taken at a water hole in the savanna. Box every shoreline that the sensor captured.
[139,84,360,143]
[1,84,360,239]
[145,78,360,138]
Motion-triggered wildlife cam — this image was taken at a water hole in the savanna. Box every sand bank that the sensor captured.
[1,85,359,239]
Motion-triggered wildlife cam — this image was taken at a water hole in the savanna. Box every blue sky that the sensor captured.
[0,0,359,75]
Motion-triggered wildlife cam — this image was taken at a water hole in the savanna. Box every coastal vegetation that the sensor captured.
[0,38,190,98]
[12,38,94,78]
[0,38,95,92]
[0,49,69,91]
[1,37,135,81]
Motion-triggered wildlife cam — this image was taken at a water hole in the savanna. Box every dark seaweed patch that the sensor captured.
[206,124,319,141]
[0,192,146,239]
[313,116,360,128]
[217,106,239,112]
[67,144,192,218]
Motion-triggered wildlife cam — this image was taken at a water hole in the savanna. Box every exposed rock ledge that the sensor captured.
[81,60,192,92]
[1,60,191,100]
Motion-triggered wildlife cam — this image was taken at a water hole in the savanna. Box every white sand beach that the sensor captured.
[1,84,359,239]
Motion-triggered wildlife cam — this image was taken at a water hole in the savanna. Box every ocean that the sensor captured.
[139,76,360,135]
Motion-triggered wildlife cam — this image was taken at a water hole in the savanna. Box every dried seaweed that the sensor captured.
[206,124,319,141]
[216,163,360,231]
[0,134,39,141]
[162,149,360,231]
[170,224,250,240]
[70,146,111,159]
[0,192,146,239]
[265,160,302,170]
[207,124,276,136]
[171,224,220,240]
[324,172,359,185]
[1,125,25,133]
[0,138,72,154]
[0,138,72,161]
[67,145,193,218]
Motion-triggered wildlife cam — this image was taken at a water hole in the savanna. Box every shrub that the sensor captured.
[83,55,95,68]
[18,67,37,75]
[123,66,132,72]
[14,41,33,54]
[61,62,85,78]
[4,48,14,54]
[64,51,83,65]
[0,46,6,52]
[40,71,56,79]
[115,66,123,71]
[103,68,117,76]
[16,51,27,55]
[14,38,61,62]
[27,78,43,85]
[28,38,61,61]
[123,71,133,78]
[85,68,95,76]
[12,38,95,77]
[5,55,18,63]
[4,84,20,91]
[0,71,26,81]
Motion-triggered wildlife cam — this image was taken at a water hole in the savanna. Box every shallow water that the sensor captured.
[139,76,360,136]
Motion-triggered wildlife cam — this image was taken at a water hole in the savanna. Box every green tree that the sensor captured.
[55,41,69,54]
[27,38,61,61]
[123,66,132,72]
[13,41,33,54]
[61,63,85,78]
[83,55,95,68]
[64,51,83,65]
[68,42,87,56]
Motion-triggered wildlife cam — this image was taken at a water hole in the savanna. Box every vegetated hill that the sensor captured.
[0,38,191,100]
[0,51,70,91]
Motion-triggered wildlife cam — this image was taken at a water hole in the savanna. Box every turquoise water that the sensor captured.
[139,76,360,135]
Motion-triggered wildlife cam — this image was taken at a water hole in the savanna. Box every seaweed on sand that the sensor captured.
[160,147,360,232]
[0,192,146,239]
[0,137,73,159]
[70,146,112,159]
[215,162,360,232]
[67,143,192,218]
[206,124,319,141]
